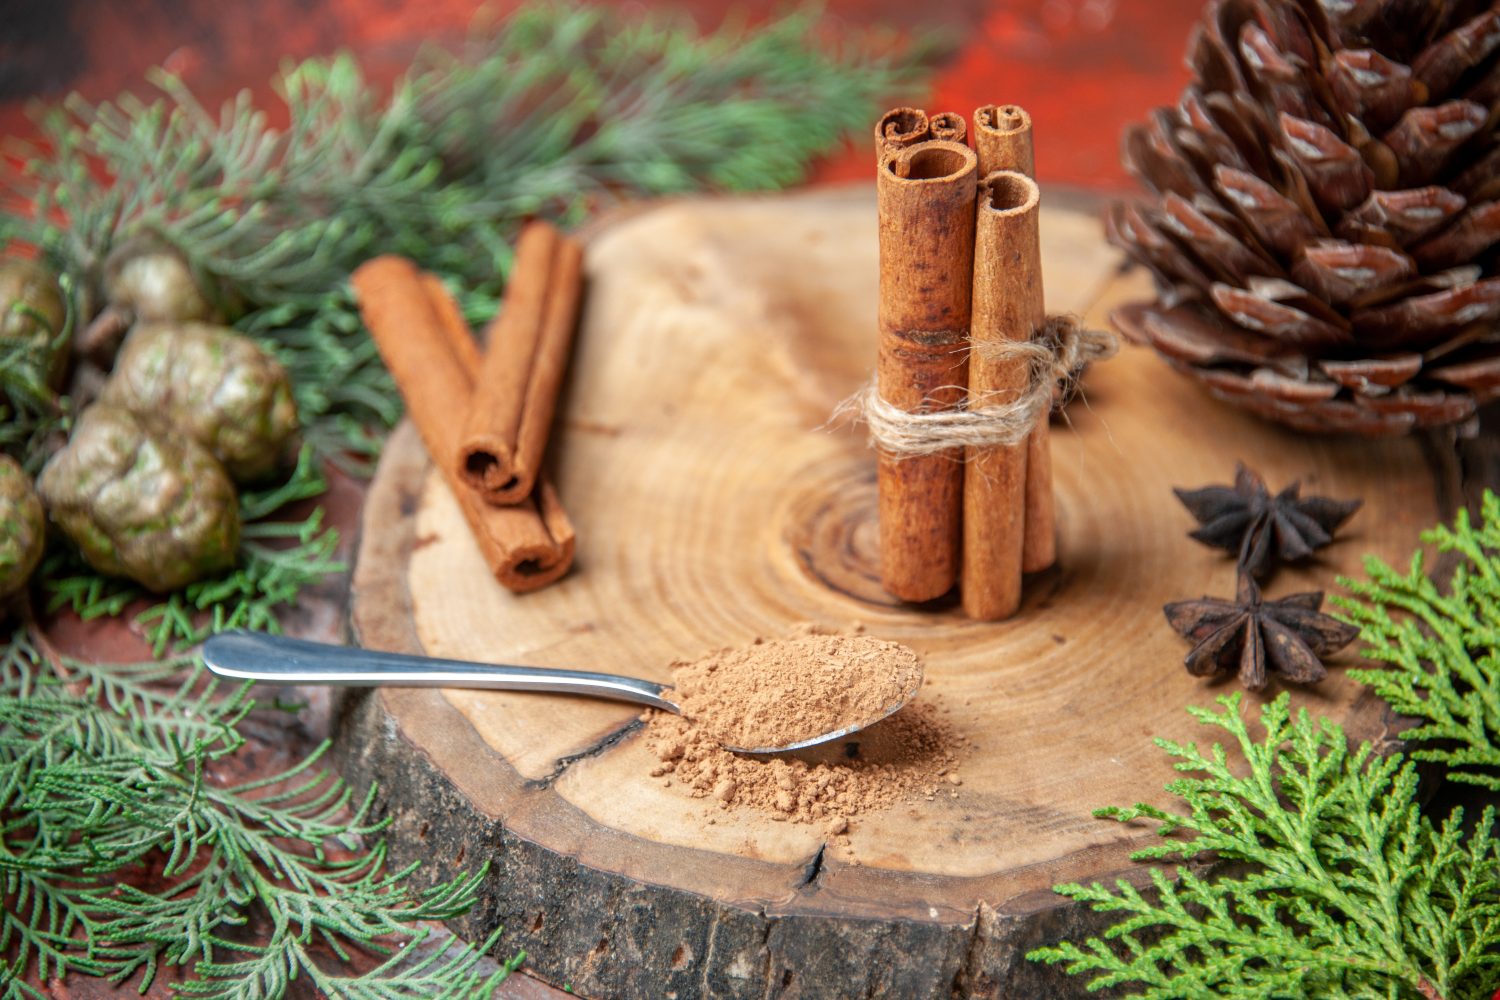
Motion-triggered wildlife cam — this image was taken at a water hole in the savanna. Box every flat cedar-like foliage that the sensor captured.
[1033,492,1500,1000]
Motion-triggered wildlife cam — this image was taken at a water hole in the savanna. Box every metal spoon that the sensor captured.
[202,630,922,755]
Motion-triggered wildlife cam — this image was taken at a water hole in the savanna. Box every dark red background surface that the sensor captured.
[0,0,1204,191]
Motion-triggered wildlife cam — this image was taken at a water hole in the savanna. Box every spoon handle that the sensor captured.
[202,630,677,712]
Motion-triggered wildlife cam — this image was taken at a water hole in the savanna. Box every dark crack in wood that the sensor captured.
[527,718,645,790]
[797,844,827,890]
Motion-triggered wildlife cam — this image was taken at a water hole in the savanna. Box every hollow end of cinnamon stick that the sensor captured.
[928,111,967,145]
[884,140,975,182]
[460,438,521,494]
[976,104,1030,135]
[468,478,576,593]
[874,106,930,153]
[981,170,1040,214]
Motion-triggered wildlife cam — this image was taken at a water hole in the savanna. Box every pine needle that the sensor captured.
[0,628,516,998]
[3,3,931,464]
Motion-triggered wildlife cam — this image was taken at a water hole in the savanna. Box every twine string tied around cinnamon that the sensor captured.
[836,315,1118,457]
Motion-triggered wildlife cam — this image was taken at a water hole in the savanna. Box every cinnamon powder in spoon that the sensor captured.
[643,634,967,830]
[671,635,922,751]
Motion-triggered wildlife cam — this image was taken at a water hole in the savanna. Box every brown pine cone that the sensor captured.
[1109,0,1500,436]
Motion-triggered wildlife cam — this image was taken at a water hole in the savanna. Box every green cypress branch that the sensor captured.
[1336,490,1500,789]
[1027,694,1500,999]
[1032,493,1500,999]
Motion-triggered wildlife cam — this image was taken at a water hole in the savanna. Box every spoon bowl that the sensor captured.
[202,631,921,754]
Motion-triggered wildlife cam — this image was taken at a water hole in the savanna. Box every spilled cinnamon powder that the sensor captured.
[643,634,967,830]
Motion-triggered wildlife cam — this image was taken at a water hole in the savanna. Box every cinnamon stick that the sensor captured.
[874,107,931,159]
[973,104,1055,573]
[974,104,1035,178]
[352,255,575,593]
[457,221,584,506]
[963,172,1041,620]
[876,139,979,601]
[928,111,967,145]
[421,272,482,371]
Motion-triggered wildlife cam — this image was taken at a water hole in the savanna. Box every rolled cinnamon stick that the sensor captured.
[1020,385,1057,573]
[973,104,1055,573]
[963,172,1042,620]
[874,107,931,159]
[928,111,967,145]
[876,139,979,602]
[421,273,482,371]
[974,104,1035,178]
[457,221,584,506]
[352,256,575,593]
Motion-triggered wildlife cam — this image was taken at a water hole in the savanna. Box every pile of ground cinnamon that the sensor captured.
[643,634,967,831]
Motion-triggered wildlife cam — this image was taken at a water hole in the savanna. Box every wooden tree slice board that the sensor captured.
[337,187,1451,999]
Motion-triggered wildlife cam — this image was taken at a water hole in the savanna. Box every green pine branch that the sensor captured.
[0,627,514,998]
[1335,490,1500,789]
[1027,693,1500,1000]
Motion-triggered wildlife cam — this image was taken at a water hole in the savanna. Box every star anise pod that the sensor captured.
[1163,574,1358,691]
[1174,464,1361,579]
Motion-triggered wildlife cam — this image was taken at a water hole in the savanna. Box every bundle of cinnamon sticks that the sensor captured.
[874,104,1055,620]
[351,222,582,594]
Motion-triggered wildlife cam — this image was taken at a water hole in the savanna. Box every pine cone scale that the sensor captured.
[1343,186,1465,243]
[1352,277,1500,346]
[1319,353,1424,390]
[1427,351,1500,398]
[1385,100,1487,184]
[1281,113,1373,211]
[1411,200,1500,269]
[1113,0,1500,435]
[1114,300,1306,373]
[1329,50,1414,129]
[1210,283,1351,347]
[1411,9,1500,96]
[1293,240,1416,303]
